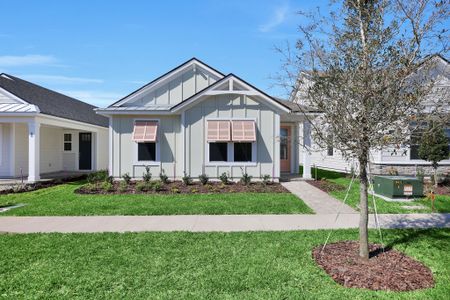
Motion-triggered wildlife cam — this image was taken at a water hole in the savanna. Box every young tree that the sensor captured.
[275,0,449,259]
[419,123,450,187]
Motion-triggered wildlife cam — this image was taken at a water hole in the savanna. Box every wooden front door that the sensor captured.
[79,132,92,170]
[280,126,291,173]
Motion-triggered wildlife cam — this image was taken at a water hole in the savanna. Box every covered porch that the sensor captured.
[0,110,105,182]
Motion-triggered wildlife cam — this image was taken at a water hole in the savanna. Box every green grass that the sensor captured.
[0,181,313,216]
[328,177,450,214]
[0,229,448,299]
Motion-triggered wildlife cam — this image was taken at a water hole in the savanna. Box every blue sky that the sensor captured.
[0,0,323,107]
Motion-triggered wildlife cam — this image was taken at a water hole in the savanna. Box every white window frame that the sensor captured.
[0,124,2,165]
[133,118,160,165]
[63,133,73,153]
[205,118,257,166]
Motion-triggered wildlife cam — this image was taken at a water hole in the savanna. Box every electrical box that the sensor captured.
[373,176,423,198]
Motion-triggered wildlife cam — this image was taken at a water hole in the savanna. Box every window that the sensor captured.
[209,142,228,162]
[64,133,72,151]
[138,143,156,161]
[234,143,252,162]
[280,128,288,160]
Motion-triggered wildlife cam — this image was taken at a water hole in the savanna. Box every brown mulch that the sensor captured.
[434,185,450,196]
[0,175,87,196]
[76,180,289,195]
[307,179,346,193]
[312,241,434,291]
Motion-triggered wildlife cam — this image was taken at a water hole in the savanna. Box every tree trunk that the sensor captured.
[358,154,369,260]
[433,166,438,188]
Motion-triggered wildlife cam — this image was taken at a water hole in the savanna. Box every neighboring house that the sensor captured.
[96,58,316,181]
[293,55,450,176]
[0,74,109,182]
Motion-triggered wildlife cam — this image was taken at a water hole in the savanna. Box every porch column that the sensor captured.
[28,121,40,182]
[302,120,312,179]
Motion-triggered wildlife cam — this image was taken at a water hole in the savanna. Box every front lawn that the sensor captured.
[0,229,448,299]
[0,181,313,216]
[329,177,450,214]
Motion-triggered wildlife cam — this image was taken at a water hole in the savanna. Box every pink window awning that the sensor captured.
[132,121,158,142]
[232,120,256,142]
[207,120,231,141]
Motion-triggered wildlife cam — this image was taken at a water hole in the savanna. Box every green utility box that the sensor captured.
[373,176,423,198]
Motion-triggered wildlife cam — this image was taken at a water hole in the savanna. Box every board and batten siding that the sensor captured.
[110,115,183,179]
[184,94,280,179]
[122,67,219,107]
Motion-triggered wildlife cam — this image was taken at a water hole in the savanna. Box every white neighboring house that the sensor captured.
[293,55,450,176]
[96,58,317,181]
[0,74,109,182]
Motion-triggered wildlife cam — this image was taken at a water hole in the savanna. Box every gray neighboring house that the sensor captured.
[96,58,316,181]
[0,74,109,182]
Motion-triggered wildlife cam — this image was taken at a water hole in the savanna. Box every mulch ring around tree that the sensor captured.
[307,179,346,193]
[312,241,434,291]
[76,181,289,195]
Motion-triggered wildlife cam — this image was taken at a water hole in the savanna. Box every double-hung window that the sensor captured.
[64,133,72,151]
[133,120,158,162]
[207,120,256,164]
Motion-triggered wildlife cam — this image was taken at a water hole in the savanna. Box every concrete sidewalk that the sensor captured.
[282,181,357,214]
[0,213,448,233]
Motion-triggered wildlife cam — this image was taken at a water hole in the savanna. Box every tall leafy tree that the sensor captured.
[276,0,449,259]
[419,123,450,187]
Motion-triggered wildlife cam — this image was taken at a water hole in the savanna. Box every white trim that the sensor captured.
[0,87,29,104]
[132,118,161,165]
[63,133,73,153]
[95,109,175,116]
[108,117,113,176]
[204,90,261,96]
[27,120,40,182]
[38,113,106,131]
[205,141,257,167]
[181,111,186,173]
[171,75,290,114]
[9,123,15,176]
[113,59,225,107]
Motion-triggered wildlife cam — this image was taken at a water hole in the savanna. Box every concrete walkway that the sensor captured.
[0,213,448,233]
[282,181,357,214]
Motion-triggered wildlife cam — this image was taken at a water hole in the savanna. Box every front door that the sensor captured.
[79,132,92,170]
[280,126,291,173]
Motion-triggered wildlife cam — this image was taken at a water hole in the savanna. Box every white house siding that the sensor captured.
[40,126,63,174]
[123,67,219,107]
[0,124,11,176]
[110,115,182,179]
[14,123,28,177]
[184,94,280,179]
[96,129,108,170]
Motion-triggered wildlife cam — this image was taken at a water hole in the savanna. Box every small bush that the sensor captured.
[83,183,97,192]
[143,166,152,182]
[87,170,109,184]
[240,173,252,186]
[153,181,163,192]
[182,172,193,185]
[107,176,114,185]
[118,181,128,192]
[136,181,151,192]
[101,181,114,192]
[159,169,169,184]
[122,173,131,184]
[261,174,271,186]
[198,173,209,185]
[171,187,180,194]
[219,172,229,185]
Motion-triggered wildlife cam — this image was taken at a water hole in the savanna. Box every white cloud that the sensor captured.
[61,90,123,107]
[0,54,58,67]
[21,74,104,84]
[259,3,290,33]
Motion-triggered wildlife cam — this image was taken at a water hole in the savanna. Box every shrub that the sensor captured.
[153,181,163,192]
[143,166,152,182]
[101,181,114,192]
[107,176,114,184]
[261,174,271,186]
[118,181,128,193]
[240,173,252,186]
[87,170,109,184]
[122,173,131,184]
[171,187,180,194]
[219,172,229,185]
[136,181,150,192]
[182,172,192,185]
[159,169,169,184]
[198,173,209,185]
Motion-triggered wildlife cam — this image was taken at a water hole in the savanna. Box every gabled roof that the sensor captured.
[110,57,225,107]
[0,73,108,127]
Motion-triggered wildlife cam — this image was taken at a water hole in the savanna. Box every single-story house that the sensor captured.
[96,58,317,181]
[0,74,109,182]
[294,54,450,176]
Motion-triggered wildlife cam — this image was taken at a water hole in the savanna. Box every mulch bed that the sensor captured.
[76,181,289,195]
[434,185,450,196]
[307,179,346,193]
[0,175,87,196]
[312,241,434,291]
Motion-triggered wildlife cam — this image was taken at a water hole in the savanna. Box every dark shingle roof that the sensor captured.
[0,74,108,127]
[272,97,321,113]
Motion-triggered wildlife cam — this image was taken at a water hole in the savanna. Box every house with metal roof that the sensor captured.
[96,58,316,181]
[0,74,109,182]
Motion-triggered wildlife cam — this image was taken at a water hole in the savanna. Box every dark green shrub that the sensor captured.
[143,166,152,183]
[122,173,131,184]
[159,169,169,184]
[261,174,271,185]
[182,172,192,185]
[240,173,252,186]
[198,173,209,185]
[219,172,229,185]
[153,181,163,192]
